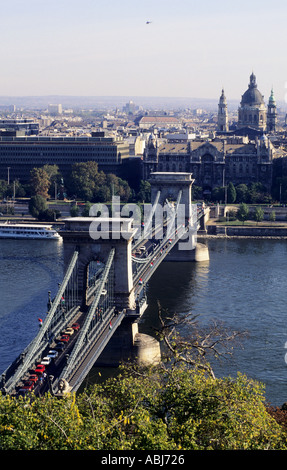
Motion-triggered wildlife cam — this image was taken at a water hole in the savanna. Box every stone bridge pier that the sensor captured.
[61,217,136,311]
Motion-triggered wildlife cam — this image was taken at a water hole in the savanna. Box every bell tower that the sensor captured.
[267,88,277,132]
[217,89,229,132]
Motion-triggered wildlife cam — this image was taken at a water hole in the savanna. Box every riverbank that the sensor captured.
[202,219,287,238]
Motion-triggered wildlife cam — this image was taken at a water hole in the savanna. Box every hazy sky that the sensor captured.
[1,0,287,102]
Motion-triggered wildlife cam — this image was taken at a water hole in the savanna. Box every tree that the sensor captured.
[269,211,276,223]
[137,181,151,202]
[227,182,236,204]
[70,205,80,217]
[81,202,92,217]
[104,174,131,202]
[254,206,264,225]
[42,164,62,198]
[30,168,51,199]
[192,185,202,201]
[28,195,47,218]
[0,180,8,199]
[237,203,249,224]
[236,184,249,203]
[0,365,284,450]
[38,208,60,222]
[211,186,225,203]
[248,182,269,204]
[67,161,99,201]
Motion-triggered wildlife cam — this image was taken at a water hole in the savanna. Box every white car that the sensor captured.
[47,350,58,359]
[63,327,74,336]
[41,356,51,365]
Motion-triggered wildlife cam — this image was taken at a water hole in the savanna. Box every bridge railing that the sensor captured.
[133,223,187,290]
[53,248,115,392]
[3,251,80,394]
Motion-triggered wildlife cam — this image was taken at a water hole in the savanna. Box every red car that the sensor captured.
[72,323,80,331]
[59,335,70,343]
[22,381,34,391]
[34,364,45,375]
[29,374,39,383]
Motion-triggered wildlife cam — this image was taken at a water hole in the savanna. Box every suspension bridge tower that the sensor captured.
[61,217,136,312]
[149,172,209,262]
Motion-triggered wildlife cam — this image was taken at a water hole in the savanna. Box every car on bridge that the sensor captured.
[21,380,35,391]
[72,322,80,331]
[41,356,52,366]
[47,350,58,359]
[59,334,70,343]
[63,327,74,336]
[54,342,66,351]
[28,374,39,384]
[34,364,45,375]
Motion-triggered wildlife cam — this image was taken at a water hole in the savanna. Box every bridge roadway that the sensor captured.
[14,305,125,396]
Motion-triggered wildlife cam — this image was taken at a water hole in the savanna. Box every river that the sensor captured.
[0,236,287,406]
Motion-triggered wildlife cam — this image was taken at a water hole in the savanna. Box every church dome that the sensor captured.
[241,73,265,106]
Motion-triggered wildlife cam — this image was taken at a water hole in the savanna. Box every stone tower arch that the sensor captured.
[61,217,136,311]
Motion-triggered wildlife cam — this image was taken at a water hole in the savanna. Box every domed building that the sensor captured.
[238,72,267,130]
[217,72,277,134]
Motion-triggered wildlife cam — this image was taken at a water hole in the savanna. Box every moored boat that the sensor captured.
[0,223,61,240]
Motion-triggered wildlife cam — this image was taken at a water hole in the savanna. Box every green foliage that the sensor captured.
[38,208,61,222]
[66,162,131,203]
[28,194,47,218]
[235,184,249,203]
[254,206,264,224]
[30,168,51,199]
[248,183,271,204]
[0,366,286,450]
[211,186,225,202]
[227,182,236,204]
[237,203,249,224]
[81,202,92,217]
[208,182,274,205]
[70,205,80,217]
[192,185,202,201]
[0,180,8,199]
[137,180,151,203]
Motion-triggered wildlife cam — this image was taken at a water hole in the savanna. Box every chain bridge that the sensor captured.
[0,173,209,397]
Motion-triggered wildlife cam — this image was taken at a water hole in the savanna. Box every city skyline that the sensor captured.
[1,0,287,102]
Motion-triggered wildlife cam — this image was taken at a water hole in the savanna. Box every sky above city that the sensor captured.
[1,0,287,103]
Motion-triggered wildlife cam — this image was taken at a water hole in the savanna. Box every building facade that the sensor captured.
[0,132,130,183]
[143,132,281,195]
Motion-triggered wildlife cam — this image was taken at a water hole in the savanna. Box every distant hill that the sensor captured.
[0,95,239,111]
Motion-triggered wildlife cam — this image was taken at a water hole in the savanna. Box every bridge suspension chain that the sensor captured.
[133,191,161,251]
[54,248,115,390]
[132,190,182,267]
[4,251,79,394]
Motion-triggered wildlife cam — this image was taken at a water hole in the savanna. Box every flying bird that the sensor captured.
[146,21,152,24]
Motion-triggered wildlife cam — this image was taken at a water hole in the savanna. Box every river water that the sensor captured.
[1,236,287,406]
